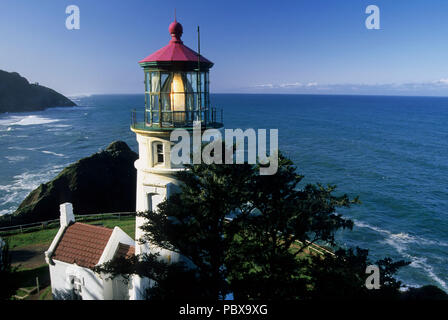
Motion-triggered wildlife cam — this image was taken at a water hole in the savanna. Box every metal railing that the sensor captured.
[131,107,223,130]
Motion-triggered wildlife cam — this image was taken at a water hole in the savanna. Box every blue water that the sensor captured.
[0,94,447,291]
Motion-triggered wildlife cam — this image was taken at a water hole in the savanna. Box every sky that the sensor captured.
[1,0,448,96]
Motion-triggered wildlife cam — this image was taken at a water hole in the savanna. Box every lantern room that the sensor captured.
[132,19,222,131]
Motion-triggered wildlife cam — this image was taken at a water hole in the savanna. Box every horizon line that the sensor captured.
[66,92,448,99]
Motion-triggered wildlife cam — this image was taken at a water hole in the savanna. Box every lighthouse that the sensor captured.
[130,19,223,299]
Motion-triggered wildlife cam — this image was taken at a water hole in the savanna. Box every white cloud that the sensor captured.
[279,82,303,88]
[246,79,448,96]
[433,78,448,85]
[253,83,274,88]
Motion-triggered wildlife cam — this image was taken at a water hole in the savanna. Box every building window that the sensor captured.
[147,193,153,212]
[155,143,164,164]
[70,276,83,300]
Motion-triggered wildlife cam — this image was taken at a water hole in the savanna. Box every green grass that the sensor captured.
[38,286,53,300]
[10,264,50,299]
[3,216,136,300]
[7,228,60,249]
[95,217,135,239]
[4,216,136,249]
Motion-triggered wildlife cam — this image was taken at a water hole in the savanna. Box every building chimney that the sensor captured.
[60,202,75,227]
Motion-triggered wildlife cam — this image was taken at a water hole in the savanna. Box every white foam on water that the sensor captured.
[354,219,448,291]
[8,146,42,152]
[0,208,12,216]
[41,150,65,157]
[5,156,27,162]
[0,116,20,126]
[67,93,93,99]
[404,254,448,291]
[0,165,66,215]
[11,115,60,126]
[354,220,448,247]
[0,191,20,205]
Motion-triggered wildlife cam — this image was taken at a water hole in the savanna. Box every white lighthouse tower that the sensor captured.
[129,19,222,299]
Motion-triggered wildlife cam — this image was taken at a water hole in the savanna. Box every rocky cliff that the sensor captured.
[0,141,138,226]
[0,70,76,113]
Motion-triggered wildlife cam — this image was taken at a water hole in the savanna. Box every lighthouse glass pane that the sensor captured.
[190,72,198,92]
[151,95,159,123]
[201,72,206,93]
[160,93,171,123]
[150,72,160,93]
[145,93,150,111]
[161,73,170,93]
[145,72,150,92]
[171,73,186,109]
[192,93,198,114]
[151,95,159,111]
[186,73,194,91]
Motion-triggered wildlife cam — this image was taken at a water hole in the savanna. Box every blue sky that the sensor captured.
[1,0,448,96]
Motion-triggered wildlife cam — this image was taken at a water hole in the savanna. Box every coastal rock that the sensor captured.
[1,141,138,226]
[401,285,448,300]
[0,70,76,113]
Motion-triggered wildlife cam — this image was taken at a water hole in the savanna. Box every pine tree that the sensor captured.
[96,150,410,300]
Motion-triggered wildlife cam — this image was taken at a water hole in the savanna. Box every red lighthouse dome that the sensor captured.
[139,19,213,69]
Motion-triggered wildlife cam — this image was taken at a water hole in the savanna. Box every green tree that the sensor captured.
[96,150,410,300]
[96,159,256,300]
[306,247,410,300]
[226,154,358,300]
[137,161,255,299]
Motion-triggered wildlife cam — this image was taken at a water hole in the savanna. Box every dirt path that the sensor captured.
[10,243,49,269]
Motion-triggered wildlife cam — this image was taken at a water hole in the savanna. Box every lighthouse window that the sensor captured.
[147,193,153,211]
[156,143,164,164]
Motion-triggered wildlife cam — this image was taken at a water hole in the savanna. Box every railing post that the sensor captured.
[36,277,40,296]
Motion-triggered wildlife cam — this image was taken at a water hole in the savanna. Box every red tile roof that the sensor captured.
[52,222,113,269]
[114,243,135,260]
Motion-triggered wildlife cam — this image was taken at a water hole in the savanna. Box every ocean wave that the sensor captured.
[51,124,72,128]
[41,150,65,157]
[11,115,60,126]
[8,146,42,152]
[353,220,448,247]
[44,106,91,112]
[0,208,13,216]
[0,165,66,215]
[7,147,65,157]
[66,93,93,99]
[403,254,447,291]
[5,156,27,162]
[354,219,448,290]
[0,117,19,126]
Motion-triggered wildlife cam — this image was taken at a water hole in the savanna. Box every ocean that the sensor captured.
[0,93,447,291]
